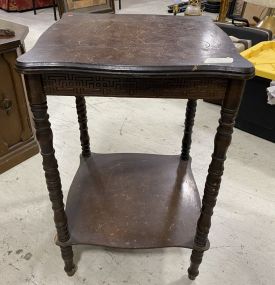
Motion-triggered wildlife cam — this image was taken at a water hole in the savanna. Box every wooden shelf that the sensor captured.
[63,153,201,249]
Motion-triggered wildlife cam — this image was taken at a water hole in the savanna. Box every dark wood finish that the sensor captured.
[30,100,76,276]
[16,14,253,78]
[0,19,38,174]
[24,73,75,276]
[75,96,91,157]
[58,153,201,249]
[53,0,58,21]
[41,74,228,99]
[17,14,254,280]
[32,0,37,15]
[188,79,246,280]
[181,99,197,160]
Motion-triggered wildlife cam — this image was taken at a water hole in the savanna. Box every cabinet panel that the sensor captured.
[0,19,38,174]
[0,50,25,150]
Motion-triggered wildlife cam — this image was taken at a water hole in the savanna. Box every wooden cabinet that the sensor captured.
[0,19,38,174]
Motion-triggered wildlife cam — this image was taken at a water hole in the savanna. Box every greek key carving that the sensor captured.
[42,74,227,99]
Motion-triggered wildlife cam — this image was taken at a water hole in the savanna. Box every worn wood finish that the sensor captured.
[41,74,228,100]
[0,19,28,52]
[188,79,246,280]
[17,14,254,279]
[61,153,201,249]
[16,14,254,78]
[181,99,197,160]
[75,96,91,157]
[26,78,76,276]
[0,20,38,174]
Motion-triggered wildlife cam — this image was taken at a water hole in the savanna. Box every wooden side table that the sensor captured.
[16,14,254,280]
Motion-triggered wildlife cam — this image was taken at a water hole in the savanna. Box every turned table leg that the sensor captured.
[188,80,245,280]
[75,96,91,157]
[181,99,197,160]
[25,75,76,276]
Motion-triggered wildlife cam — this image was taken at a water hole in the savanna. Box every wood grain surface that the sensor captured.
[63,153,202,249]
[16,14,254,78]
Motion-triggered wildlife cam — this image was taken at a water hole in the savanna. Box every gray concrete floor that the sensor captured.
[0,1,275,284]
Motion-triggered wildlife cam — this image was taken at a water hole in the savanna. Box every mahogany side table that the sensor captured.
[16,14,254,280]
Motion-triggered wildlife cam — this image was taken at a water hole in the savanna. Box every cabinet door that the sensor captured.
[0,48,32,156]
[59,0,114,15]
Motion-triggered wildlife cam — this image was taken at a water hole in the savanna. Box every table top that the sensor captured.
[0,19,28,52]
[16,13,254,78]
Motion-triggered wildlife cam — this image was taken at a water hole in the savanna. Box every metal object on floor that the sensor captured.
[185,0,202,16]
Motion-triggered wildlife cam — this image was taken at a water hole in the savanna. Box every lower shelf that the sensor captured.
[64,153,201,249]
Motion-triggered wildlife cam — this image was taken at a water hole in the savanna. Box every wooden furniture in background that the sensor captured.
[218,0,230,22]
[57,0,114,17]
[0,20,39,174]
[17,14,254,280]
[0,0,53,11]
[32,0,58,21]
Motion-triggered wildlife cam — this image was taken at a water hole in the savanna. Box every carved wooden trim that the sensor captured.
[181,99,197,160]
[31,102,69,241]
[30,100,75,276]
[42,74,227,99]
[75,96,91,157]
[188,80,245,280]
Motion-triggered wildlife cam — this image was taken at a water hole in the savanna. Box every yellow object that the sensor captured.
[241,41,275,80]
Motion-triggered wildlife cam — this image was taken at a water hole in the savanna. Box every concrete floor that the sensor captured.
[0,1,275,284]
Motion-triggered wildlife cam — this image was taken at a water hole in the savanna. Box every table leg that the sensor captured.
[24,75,76,276]
[75,96,91,157]
[188,80,245,280]
[181,99,197,160]
[30,101,76,276]
[32,0,37,15]
[53,0,57,21]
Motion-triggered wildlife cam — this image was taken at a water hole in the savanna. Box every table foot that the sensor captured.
[187,272,197,281]
[66,264,77,277]
[187,249,204,280]
[61,246,76,277]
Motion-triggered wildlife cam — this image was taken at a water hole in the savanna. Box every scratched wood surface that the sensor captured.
[16,14,254,78]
